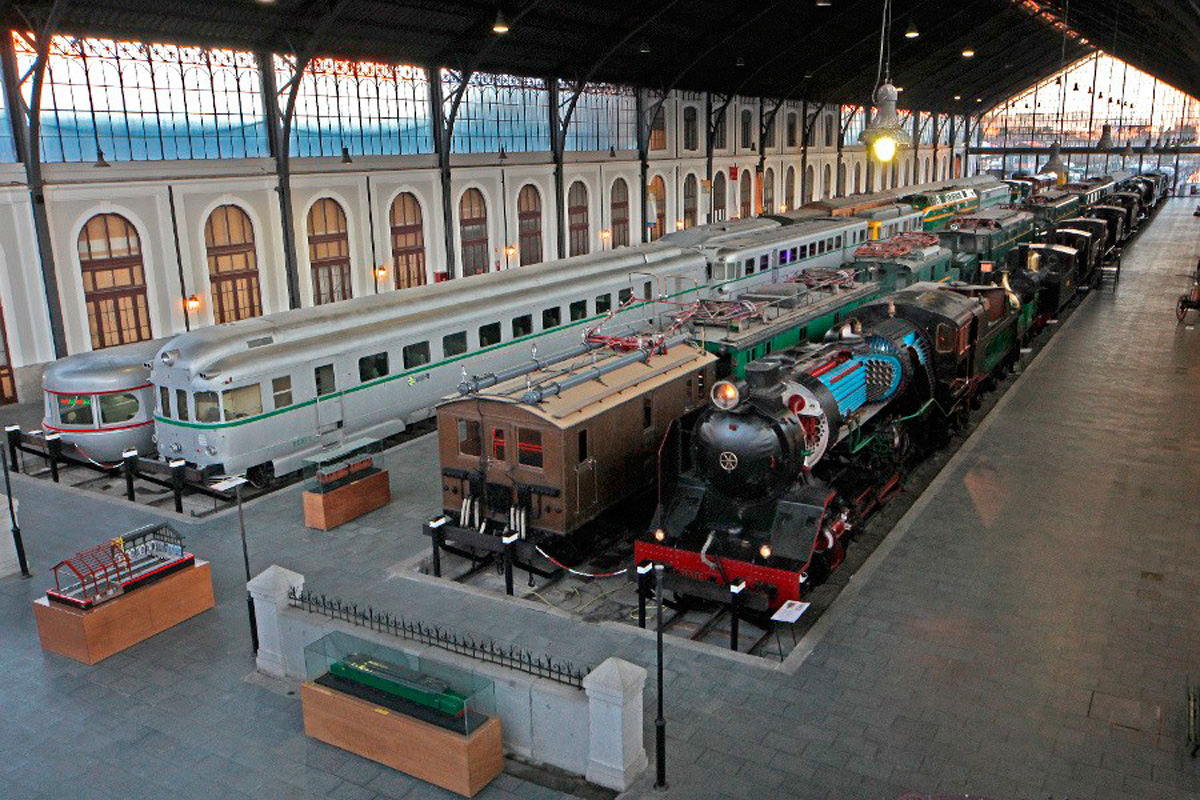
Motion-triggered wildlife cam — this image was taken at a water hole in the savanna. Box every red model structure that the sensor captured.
[48,524,194,609]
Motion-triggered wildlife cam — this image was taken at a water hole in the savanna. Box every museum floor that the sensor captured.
[1,200,1198,800]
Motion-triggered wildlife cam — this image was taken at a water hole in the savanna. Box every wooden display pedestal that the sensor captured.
[301,681,503,797]
[303,469,391,530]
[33,561,215,665]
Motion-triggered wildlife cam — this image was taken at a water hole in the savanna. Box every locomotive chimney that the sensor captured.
[744,359,784,396]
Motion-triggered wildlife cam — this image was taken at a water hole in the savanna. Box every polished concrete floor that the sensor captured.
[0,199,1197,800]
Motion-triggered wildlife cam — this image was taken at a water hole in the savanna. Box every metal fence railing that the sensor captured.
[287,586,588,689]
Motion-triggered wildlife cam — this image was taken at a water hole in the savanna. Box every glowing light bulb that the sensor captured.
[872,135,897,162]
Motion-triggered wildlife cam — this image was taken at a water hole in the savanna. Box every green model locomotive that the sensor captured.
[330,653,469,717]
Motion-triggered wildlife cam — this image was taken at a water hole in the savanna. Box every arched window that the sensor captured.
[307,198,352,305]
[803,164,814,204]
[389,192,427,289]
[822,164,832,199]
[739,171,752,218]
[785,166,796,210]
[517,184,543,266]
[647,176,666,241]
[683,107,699,151]
[205,205,262,324]
[713,108,727,149]
[568,181,589,256]
[78,213,152,350]
[610,178,630,248]
[837,162,846,197]
[762,168,775,213]
[740,109,753,150]
[649,106,666,151]
[824,116,834,147]
[865,161,875,193]
[712,172,727,221]
[682,174,698,229]
[786,113,798,148]
[459,188,489,276]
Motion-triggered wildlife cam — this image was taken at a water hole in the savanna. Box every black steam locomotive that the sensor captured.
[636,281,1023,610]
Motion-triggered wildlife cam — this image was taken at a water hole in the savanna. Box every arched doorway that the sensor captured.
[682,174,698,229]
[784,166,796,210]
[610,179,630,247]
[762,168,775,213]
[78,213,152,349]
[854,162,861,194]
[307,198,353,305]
[567,181,589,256]
[712,172,727,221]
[459,188,489,276]
[739,171,752,218]
[647,176,666,241]
[803,164,814,204]
[822,164,832,199]
[837,162,846,197]
[517,184,543,265]
[205,204,262,323]
[389,192,427,289]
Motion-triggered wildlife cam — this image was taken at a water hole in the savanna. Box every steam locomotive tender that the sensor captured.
[636,282,1022,610]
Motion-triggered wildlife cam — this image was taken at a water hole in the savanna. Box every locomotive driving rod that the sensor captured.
[520,334,691,404]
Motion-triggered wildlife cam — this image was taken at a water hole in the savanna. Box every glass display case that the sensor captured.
[304,631,496,736]
[302,436,385,495]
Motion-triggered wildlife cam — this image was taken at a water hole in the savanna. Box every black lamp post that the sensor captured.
[2,429,30,578]
[214,475,257,652]
[654,562,668,790]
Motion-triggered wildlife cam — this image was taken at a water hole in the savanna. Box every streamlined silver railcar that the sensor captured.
[41,339,163,463]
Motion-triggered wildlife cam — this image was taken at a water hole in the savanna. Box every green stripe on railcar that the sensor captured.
[330,656,469,716]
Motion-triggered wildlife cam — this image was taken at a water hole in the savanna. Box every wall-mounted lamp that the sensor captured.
[341,145,353,163]
[499,145,508,161]
[504,245,517,258]
[961,49,975,58]
[599,229,611,240]
[904,20,919,38]
[492,10,510,34]
[676,218,685,230]
[374,267,388,280]
[609,146,617,158]
[186,294,201,312]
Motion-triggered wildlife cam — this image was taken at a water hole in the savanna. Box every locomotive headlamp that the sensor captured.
[654,528,666,542]
[711,381,740,410]
[759,544,772,559]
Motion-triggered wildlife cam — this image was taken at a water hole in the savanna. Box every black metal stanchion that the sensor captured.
[637,562,651,629]
[2,440,30,578]
[6,425,21,474]
[214,475,256,653]
[169,459,186,514]
[121,448,138,501]
[502,532,517,596]
[45,432,61,483]
[429,517,445,578]
[729,579,745,652]
[654,562,668,791]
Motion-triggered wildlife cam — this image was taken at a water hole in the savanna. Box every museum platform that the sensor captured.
[0,199,1196,800]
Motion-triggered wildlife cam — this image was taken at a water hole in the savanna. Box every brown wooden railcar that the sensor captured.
[437,344,717,539]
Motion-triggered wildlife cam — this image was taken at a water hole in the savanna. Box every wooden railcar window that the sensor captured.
[643,396,653,429]
[205,204,262,323]
[517,428,543,468]
[77,213,152,350]
[491,428,506,460]
[578,429,588,462]
[458,419,481,456]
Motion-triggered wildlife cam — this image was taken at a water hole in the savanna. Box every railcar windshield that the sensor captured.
[195,391,220,422]
[56,394,94,426]
[99,393,140,424]
[222,385,263,420]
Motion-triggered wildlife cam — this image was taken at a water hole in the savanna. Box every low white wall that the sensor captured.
[248,565,645,791]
